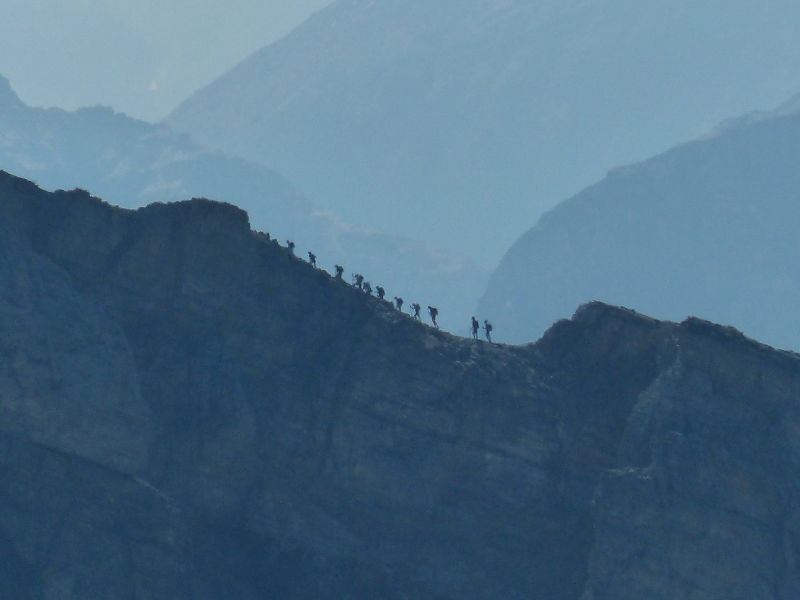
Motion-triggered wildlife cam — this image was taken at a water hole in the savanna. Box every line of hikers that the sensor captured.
[347,270,447,329]
[278,237,494,341]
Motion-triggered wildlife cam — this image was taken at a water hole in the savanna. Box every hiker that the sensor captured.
[428,306,439,328]
[411,303,421,320]
[376,286,385,300]
[352,273,364,289]
[484,320,493,343]
[363,281,373,296]
[471,316,479,340]
[286,240,295,256]
[394,297,404,311]
[308,252,316,267]
[334,265,344,279]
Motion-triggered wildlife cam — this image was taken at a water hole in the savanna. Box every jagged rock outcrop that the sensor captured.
[0,75,22,109]
[1,170,800,598]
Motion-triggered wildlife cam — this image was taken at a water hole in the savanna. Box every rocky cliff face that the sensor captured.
[1,170,800,599]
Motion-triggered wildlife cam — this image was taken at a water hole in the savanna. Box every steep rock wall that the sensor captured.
[0,171,799,598]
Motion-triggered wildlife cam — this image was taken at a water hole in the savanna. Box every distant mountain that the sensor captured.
[0,74,484,331]
[4,170,800,598]
[166,0,800,263]
[478,99,800,348]
[0,0,332,121]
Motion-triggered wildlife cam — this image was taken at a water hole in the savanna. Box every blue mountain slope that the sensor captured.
[479,101,800,348]
[166,0,800,263]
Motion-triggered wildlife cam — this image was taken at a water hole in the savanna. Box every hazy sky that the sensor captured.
[0,0,333,122]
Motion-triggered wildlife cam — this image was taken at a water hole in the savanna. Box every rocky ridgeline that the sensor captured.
[1,170,800,599]
[0,73,485,333]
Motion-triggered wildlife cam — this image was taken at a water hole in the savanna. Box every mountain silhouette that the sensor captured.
[2,169,800,598]
[167,0,800,263]
[0,74,484,331]
[479,98,800,348]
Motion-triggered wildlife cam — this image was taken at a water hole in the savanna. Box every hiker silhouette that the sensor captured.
[411,303,421,320]
[428,306,439,328]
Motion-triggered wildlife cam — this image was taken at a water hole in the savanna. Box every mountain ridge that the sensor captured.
[2,170,800,598]
[479,101,800,348]
[0,74,485,331]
